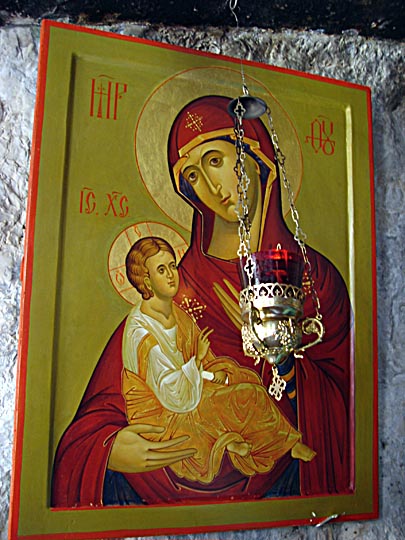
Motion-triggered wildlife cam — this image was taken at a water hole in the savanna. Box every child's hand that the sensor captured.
[212,370,228,384]
[196,327,214,365]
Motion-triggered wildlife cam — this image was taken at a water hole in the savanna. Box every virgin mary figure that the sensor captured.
[168,95,354,497]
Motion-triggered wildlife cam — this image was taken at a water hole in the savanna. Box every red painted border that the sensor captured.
[8,19,378,540]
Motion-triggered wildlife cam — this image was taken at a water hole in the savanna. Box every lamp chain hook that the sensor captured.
[228,0,249,96]
[229,0,239,24]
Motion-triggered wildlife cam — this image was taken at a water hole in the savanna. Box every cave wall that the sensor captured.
[0,19,404,540]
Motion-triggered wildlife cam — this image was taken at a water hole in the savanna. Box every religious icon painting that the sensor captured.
[9,20,378,539]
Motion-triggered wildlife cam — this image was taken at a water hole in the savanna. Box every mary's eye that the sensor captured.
[186,170,198,184]
[209,156,222,167]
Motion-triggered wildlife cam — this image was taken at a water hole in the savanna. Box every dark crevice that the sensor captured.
[0,0,404,40]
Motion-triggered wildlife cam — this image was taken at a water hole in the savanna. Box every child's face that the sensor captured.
[144,250,179,300]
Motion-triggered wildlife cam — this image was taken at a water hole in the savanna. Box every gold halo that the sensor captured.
[135,65,303,231]
[108,221,189,305]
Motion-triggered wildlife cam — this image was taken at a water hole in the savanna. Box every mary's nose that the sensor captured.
[202,170,221,194]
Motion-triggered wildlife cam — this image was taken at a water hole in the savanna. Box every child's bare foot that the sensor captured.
[291,442,316,462]
[227,440,252,457]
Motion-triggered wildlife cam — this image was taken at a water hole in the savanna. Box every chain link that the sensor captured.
[233,99,256,284]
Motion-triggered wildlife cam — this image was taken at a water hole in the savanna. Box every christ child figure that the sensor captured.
[121,236,315,484]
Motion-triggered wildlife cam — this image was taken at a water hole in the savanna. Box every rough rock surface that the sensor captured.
[0,19,404,540]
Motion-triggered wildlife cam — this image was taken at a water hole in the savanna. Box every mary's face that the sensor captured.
[180,140,260,222]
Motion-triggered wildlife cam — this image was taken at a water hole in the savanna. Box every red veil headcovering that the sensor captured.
[167,95,295,253]
[168,95,277,192]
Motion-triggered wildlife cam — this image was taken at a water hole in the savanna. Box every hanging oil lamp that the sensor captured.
[228,86,325,400]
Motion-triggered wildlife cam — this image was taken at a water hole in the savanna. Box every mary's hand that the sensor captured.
[107,424,196,473]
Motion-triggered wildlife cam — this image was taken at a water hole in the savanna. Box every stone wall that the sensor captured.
[0,20,404,540]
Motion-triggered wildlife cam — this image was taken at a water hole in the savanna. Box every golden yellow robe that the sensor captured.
[122,304,312,484]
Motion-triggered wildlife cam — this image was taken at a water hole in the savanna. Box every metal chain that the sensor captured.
[233,99,255,285]
[232,96,322,321]
[265,107,322,321]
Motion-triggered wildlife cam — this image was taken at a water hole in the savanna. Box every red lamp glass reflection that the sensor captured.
[240,244,304,288]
